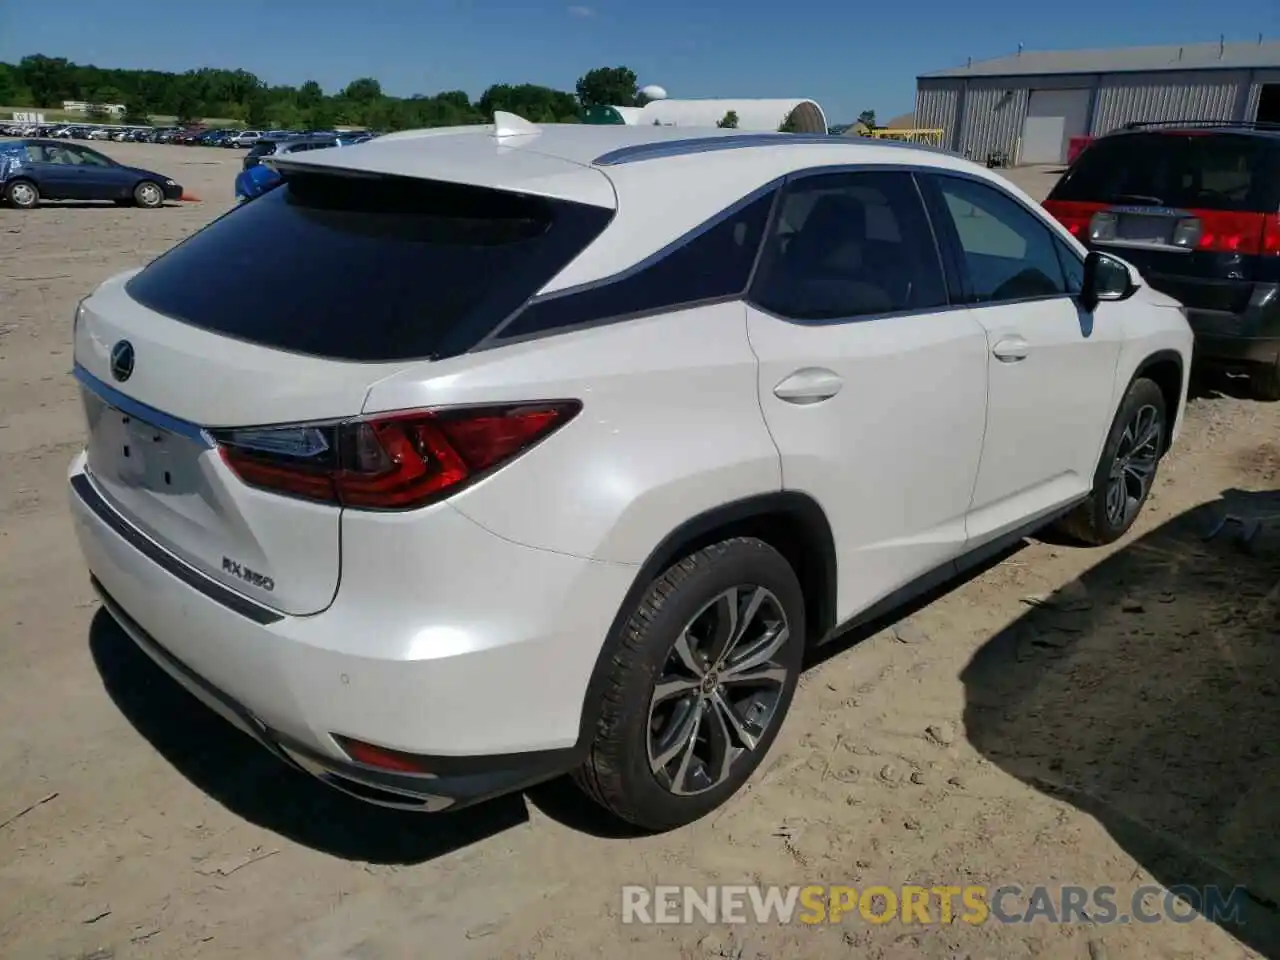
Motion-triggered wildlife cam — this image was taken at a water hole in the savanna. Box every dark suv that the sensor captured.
[1043,122,1280,399]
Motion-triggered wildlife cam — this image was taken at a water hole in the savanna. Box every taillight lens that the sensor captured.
[212,401,580,510]
[1191,210,1271,255]
[1042,200,1103,238]
[1258,212,1280,256]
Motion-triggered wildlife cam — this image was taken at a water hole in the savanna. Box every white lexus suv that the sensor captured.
[68,114,1192,831]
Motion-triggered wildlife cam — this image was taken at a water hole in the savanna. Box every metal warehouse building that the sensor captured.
[916,39,1280,165]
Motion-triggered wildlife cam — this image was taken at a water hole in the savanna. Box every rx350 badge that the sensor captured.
[222,556,275,593]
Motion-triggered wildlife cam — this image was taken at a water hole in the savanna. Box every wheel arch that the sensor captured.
[574,491,837,749]
[1132,348,1184,453]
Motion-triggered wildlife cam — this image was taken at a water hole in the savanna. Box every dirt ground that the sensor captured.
[1,145,1277,960]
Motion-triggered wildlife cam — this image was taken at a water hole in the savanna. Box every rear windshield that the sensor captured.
[245,141,278,159]
[1049,132,1280,212]
[125,171,613,361]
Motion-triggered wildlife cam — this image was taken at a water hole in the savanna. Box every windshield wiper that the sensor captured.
[1106,193,1165,206]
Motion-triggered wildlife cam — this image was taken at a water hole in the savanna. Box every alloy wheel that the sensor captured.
[1105,402,1162,528]
[647,585,791,796]
[138,183,162,206]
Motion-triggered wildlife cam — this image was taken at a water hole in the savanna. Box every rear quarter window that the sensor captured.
[125,171,613,361]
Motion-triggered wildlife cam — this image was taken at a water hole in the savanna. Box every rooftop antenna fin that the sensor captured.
[492,111,540,138]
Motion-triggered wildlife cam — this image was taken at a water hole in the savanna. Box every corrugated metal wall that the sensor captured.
[1091,70,1247,133]
[915,80,959,148]
[956,80,1028,160]
[1246,69,1280,119]
[916,66,1277,165]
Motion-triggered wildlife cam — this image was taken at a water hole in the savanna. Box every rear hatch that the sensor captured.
[74,157,613,615]
[1044,130,1280,321]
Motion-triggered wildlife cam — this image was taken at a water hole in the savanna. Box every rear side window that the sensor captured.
[1050,133,1280,212]
[125,172,613,361]
[750,171,948,321]
[246,141,278,159]
[498,189,776,339]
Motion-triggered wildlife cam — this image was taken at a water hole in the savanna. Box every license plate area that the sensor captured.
[83,389,206,495]
[1115,213,1174,244]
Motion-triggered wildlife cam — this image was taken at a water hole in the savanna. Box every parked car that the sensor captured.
[0,139,182,209]
[87,128,111,141]
[67,120,1192,830]
[234,161,284,201]
[242,134,337,172]
[1043,120,1280,399]
[201,129,235,147]
[228,130,263,148]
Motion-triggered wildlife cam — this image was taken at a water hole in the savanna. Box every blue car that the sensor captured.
[0,139,183,210]
[234,161,283,202]
[234,136,350,201]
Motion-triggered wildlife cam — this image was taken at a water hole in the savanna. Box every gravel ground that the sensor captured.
[0,144,1276,960]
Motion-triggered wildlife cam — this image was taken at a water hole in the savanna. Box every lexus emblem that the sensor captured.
[109,340,135,383]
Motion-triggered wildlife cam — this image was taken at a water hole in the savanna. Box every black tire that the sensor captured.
[1249,360,1280,402]
[574,537,805,831]
[1056,377,1167,546]
[133,180,164,209]
[4,178,39,209]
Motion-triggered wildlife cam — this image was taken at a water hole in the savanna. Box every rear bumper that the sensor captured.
[69,452,636,811]
[1183,283,1280,368]
[1190,330,1280,367]
[92,578,565,810]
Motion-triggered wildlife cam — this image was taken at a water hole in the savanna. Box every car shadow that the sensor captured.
[88,611,529,864]
[1189,365,1264,402]
[17,201,180,210]
[960,489,1280,956]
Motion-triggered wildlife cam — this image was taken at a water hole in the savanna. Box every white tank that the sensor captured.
[638,84,668,101]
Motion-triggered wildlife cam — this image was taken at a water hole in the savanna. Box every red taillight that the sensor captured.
[1264,214,1280,256]
[1042,200,1103,238]
[1190,210,1272,255]
[214,401,580,510]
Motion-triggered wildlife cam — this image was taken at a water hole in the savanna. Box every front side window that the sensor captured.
[68,146,113,167]
[929,175,1068,304]
[750,170,948,321]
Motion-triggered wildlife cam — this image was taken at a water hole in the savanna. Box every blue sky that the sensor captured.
[1,0,1276,122]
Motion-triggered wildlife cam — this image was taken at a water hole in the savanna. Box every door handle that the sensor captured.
[773,367,843,404]
[992,337,1030,362]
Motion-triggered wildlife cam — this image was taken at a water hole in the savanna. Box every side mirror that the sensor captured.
[1080,250,1136,312]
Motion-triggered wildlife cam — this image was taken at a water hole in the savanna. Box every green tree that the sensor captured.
[298,80,324,108]
[856,109,877,131]
[123,100,150,124]
[307,101,336,132]
[246,96,269,127]
[778,109,802,133]
[716,110,739,129]
[342,77,383,102]
[575,66,638,109]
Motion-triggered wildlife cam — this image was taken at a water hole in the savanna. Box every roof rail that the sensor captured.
[592,132,957,167]
[1121,119,1280,132]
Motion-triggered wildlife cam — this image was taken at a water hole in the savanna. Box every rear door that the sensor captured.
[1044,132,1280,321]
[22,142,80,199]
[75,164,614,615]
[746,170,990,621]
